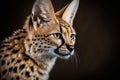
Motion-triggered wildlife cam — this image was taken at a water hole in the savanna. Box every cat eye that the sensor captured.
[53,33,62,39]
[71,34,76,40]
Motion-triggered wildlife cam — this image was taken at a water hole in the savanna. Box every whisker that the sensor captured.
[70,54,74,64]
[75,50,80,65]
[70,50,80,70]
[74,51,79,69]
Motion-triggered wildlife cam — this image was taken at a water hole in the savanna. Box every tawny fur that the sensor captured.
[0,0,79,80]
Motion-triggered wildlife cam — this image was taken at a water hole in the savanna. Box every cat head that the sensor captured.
[24,0,79,59]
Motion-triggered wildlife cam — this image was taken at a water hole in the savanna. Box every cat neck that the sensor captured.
[25,50,57,75]
[24,39,57,73]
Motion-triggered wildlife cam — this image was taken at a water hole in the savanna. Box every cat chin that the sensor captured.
[58,55,71,59]
[42,49,74,59]
[58,50,74,59]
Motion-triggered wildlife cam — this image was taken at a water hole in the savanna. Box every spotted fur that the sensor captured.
[0,0,79,80]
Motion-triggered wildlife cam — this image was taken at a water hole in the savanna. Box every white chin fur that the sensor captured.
[45,49,74,59]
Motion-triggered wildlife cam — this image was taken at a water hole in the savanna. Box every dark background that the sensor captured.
[1,0,119,80]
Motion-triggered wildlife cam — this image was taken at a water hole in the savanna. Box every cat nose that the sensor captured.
[66,44,74,52]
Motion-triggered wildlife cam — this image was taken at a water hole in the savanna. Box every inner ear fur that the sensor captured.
[31,0,58,28]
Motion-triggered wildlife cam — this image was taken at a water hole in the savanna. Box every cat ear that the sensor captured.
[56,0,79,26]
[31,0,58,28]
[55,4,69,18]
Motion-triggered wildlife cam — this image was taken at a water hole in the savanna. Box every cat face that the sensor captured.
[24,0,79,59]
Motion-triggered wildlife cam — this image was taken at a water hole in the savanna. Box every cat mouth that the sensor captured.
[54,49,71,57]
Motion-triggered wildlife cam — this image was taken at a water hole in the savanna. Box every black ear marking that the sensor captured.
[29,16,33,27]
